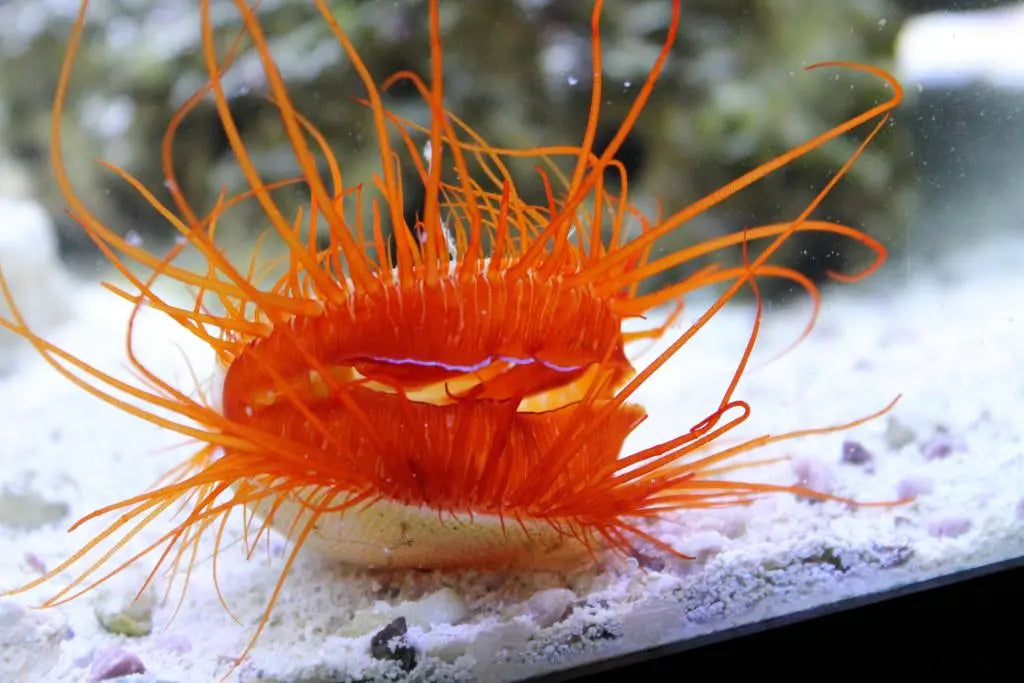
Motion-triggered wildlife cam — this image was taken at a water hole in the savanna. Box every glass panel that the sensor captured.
[0,1,1019,680]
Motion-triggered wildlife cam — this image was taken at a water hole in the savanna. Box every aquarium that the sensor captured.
[0,1,1021,681]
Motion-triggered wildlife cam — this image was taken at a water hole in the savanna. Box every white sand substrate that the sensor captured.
[1,227,1022,682]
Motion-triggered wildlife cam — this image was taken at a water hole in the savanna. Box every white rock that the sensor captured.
[0,599,67,681]
[523,588,575,628]
[342,588,469,637]
[0,197,73,371]
[896,4,1024,88]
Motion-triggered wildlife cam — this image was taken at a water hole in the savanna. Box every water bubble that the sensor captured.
[567,75,579,86]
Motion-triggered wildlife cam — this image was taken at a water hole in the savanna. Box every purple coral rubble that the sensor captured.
[89,644,146,681]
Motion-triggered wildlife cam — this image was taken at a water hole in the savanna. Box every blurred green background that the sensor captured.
[0,0,925,300]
